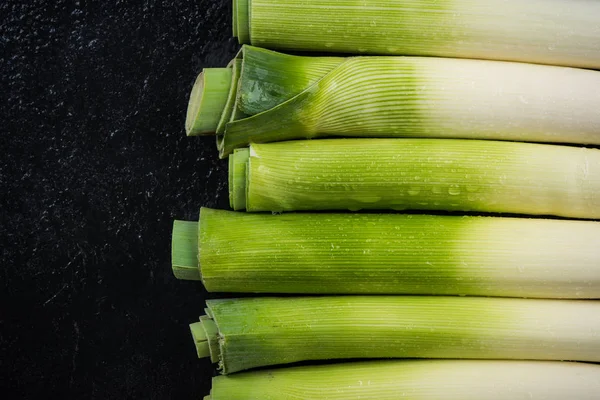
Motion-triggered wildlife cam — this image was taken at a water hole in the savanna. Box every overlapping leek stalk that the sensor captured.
[186,46,600,156]
[233,0,600,68]
[228,138,600,219]
[191,296,600,373]
[172,208,600,298]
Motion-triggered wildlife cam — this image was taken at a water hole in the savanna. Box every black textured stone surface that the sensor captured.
[1,1,237,398]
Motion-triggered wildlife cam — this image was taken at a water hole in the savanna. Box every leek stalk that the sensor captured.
[220,47,600,155]
[233,0,600,69]
[172,208,600,299]
[207,360,600,400]
[187,47,600,150]
[192,296,600,373]
[230,138,600,219]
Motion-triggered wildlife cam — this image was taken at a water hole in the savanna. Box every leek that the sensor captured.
[188,47,600,154]
[192,296,600,373]
[172,208,600,299]
[234,0,600,69]
[208,360,600,400]
[218,47,600,155]
[231,138,600,219]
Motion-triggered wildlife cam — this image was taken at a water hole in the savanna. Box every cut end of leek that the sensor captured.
[235,0,250,44]
[231,0,237,37]
[229,148,250,210]
[185,68,232,136]
[185,71,205,135]
[190,321,211,358]
[171,220,201,280]
[190,315,222,362]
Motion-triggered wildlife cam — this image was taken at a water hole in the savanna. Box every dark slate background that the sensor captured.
[1,1,237,398]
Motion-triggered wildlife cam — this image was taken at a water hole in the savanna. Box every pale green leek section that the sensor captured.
[244,0,600,69]
[196,208,600,298]
[242,139,600,219]
[197,296,600,373]
[185,68,232,136]
[210,360,600,400]
[171,220,201,281]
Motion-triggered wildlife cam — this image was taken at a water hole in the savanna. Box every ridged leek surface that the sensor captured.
[191,296,600,373]
[172,208,600,298]
[233,0,600,68]
[229,138,600,219]
[207,360,600,400]
[186,47,600,153]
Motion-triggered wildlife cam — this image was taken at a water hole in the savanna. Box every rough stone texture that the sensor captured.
[1,1,237,397]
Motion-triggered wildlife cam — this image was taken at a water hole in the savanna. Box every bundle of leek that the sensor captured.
[180,3,600,398]
[186,46,600,156]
